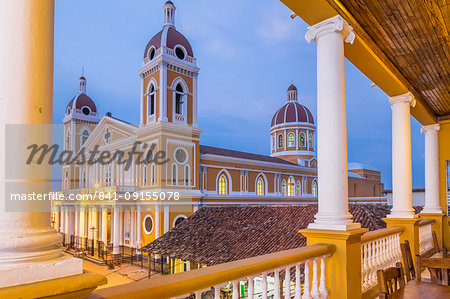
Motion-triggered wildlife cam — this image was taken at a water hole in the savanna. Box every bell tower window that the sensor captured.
[148,85,156,116]
[81,129,89,146]
[175,83,184,115]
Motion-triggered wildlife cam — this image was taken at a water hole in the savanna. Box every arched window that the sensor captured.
[184,165,190,186]
[278,134,283,148]
[257,177,264,196]
[143,166,148,186]
[299,132,306,147]
[281,180,286,196]
[288,133,295,147]
[309,133,314,149]
[65,131,71,150]
[218,175,227,195]
[173,215,187,228]
[81,129,89,146]
[312,181,318,197]
[296,181,301,196]
[175,83,184,115]
[151,164,156,185]
[148,84,156,116]
[288,177,295,196]
[172,164,178,185]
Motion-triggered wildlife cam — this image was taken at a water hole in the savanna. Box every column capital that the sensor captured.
[305,15,355,44]
[420,123,440,134]
[389,92,416,107]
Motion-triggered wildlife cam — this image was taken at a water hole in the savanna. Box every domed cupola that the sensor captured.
[269,84,317,167]
[65,76,98,117]
[143,1,194,63]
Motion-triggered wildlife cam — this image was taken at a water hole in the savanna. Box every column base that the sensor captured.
[308,221,361,231]
[386,211,417,219]
[300,228,368,299]
[0,255,83,288]
[0,272,107,298]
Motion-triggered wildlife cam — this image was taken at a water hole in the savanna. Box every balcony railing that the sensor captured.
[89,243,335,299]
[360,226,404,293]
[418,218,435,256]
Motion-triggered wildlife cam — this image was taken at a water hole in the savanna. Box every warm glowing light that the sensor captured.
[94,182,100,188]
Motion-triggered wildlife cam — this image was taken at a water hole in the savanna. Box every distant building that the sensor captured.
[53,1,385,254]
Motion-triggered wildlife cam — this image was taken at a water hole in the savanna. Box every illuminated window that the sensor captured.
[299,132,305,147]
[148,84,156,116]
[257,177,264,196]
[288,177,295,196]
[175,84,184,115]
[278,134,283,148]
[309,133,314,149]
[281,180,286,196]
[218,175,227,195]
[312,181,318,197]
[288,133,295,147]
[296,181,301,196]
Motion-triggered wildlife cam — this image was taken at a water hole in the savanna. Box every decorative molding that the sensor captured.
[420,123,440,133]
[305,15,355,44]
[389,92,416,107]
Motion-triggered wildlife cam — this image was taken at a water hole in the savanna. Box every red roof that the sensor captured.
[144,27,194,59]
[287,84,297,91]
[271,102,314,127]
[66,94,97,113]
[141,204,395,266]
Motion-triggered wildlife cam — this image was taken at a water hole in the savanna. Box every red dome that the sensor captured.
[271,102,314,127]
[66,94,97,114]
[143,27,194,59]
[287,84,297,91]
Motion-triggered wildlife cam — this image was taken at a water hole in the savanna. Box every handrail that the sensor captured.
[361,226,405,243]
[419,218,435,226]
[88,243,335,299]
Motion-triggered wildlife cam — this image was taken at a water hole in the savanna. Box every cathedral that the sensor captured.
[53,1,384,256]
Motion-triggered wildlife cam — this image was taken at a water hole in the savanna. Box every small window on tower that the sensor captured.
[148,85,155,116]
[175,83,184,115]
[278,134,283,148]
[82,107,90,115]
[175,46,185,60]
[149,47,156,60]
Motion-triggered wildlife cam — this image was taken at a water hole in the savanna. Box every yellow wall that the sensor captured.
[438,119,450,248]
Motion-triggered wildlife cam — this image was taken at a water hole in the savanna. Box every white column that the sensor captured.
[136,204,141,251]
[155,204,160,239]
[158,63,168,121]
[305,15,360,230]
[60,205,66,237]
[79,206,85,239]
[139,74,144,126]
[164,205,170,233]
[388,93,416,218]
[119,208,123,246]
[113,205,120,255]
[64,206,70,242]
[101,206,108,245]
[92,206,98,246]
[421,124,442,213]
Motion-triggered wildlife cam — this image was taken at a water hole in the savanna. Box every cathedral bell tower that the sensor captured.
[137,1,203,196]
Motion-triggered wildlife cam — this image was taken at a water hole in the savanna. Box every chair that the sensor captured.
[377,262,406,298]
[415,255,450,285]
[400,240,415,281]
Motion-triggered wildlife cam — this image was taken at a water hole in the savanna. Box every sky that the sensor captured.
[53,0,426,189]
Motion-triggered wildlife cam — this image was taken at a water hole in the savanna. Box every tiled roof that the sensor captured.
[199,145,298,166]
[140,204,394,266]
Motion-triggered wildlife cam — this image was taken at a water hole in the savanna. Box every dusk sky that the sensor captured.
[53,0,426,189]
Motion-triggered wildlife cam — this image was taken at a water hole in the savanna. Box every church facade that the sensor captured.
[52,1,384,255]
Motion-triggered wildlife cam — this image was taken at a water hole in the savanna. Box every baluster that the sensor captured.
[319,257,328,298]
[366,242,372,289]
[311,259,320,298]
[232,280,239,299]
[248,276,254,299]
[285,266,291,299]
[295,263,301,299]
[371,240,378,286]
[303,261,312,299]
[274,269,280,299]
[396,234,401,262]
[262,272,268,299]
[214,285,221,299]
[381,237,387,269]
[362,243,368,291]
